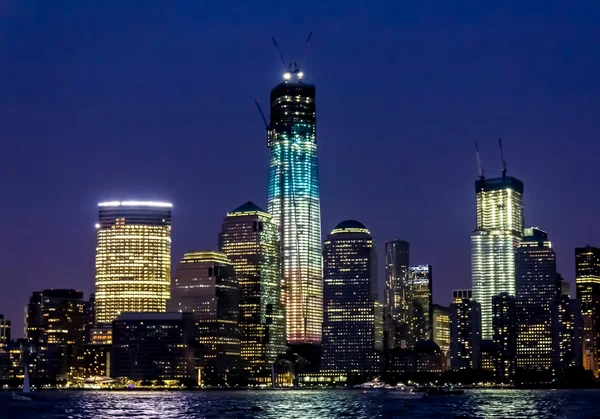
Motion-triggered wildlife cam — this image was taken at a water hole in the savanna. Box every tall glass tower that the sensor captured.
[266,69,322,357]
[471,176,524,340]
[95,201,172,326]
[219,202,286,382]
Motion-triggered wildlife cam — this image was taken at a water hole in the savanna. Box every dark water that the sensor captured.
[0,389,599,418]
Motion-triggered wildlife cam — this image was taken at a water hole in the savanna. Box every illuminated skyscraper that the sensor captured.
[408,265,433,343]
[575,245,600,375]
[95,201,172,325]
[450,296,482,370]
[492,292,517,379]
[515,228,558,370]
[471,176,524,340]
[432,304,450,369]
[170,251,241,385]
[452,289,473,303]
[266,69,322,358]
[384,240,410,349]
[219,202,285,382]
[322,221,382,376]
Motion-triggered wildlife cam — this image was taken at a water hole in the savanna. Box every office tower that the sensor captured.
[432,304,450,369]
[322,221,382,376]
[408,265,433,343]
[452,289,473,303]
[219,202,285,382]
[25,291,42,344]
[6,339,36,381]
[471,175,524,340]
[552,296,582,369]
[558,274,571,297]
[575,245,600,374]
[0,315,10,344]
[450,298,481,370]
[95,201,172,326]
[384,240,410,349]
[25,289,86,380]
[111,313,196,381]
[171,251,241,385]
[515,228,558,370]
[492,292,517,379]
[266,68,322,362]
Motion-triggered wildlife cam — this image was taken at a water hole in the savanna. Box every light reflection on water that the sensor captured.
[0,389,599,418]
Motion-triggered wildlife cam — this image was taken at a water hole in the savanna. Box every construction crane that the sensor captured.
[474,141,485,180]
[499,137,507,177]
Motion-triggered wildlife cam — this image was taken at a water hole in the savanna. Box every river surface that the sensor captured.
[0,389,598,418]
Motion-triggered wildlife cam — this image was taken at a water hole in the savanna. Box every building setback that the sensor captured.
[471,175,524,340]
[515,228,558,371]
[219,201,285,382]
[321,220,383,377]
[170,251,241,386]
[266,68,323,365]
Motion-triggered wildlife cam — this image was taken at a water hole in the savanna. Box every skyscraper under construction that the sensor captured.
[266,64,323,365]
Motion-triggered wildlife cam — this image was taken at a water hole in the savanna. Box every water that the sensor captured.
[0,389,598,418]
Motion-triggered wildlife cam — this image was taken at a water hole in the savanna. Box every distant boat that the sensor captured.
[393,385,426,399]
[12,365,33,401]
[354,377,386,389]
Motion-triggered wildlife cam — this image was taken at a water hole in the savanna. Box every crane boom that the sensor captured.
[254,100,269,130]
[499,137,507,177]
[474,141,485,180]
[271,36,286,67]
[300,30,314,69]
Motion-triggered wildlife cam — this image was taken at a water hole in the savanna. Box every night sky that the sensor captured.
[1,1,599,337]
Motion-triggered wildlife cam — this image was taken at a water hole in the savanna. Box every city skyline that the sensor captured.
[2,1,600,337]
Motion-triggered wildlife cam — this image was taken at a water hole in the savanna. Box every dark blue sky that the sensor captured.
[1,1,599,337]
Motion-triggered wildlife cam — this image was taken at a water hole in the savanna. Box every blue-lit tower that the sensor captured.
[266,65,323,364]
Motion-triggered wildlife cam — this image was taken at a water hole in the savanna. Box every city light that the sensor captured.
[98,201,173,208]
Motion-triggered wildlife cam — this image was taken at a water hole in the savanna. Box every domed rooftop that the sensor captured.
[331,220,370,235]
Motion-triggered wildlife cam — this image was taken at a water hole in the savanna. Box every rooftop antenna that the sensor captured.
[271,36,286,69]
[499,137,507,177]
[474,141,485,180]
[299,30,314,70]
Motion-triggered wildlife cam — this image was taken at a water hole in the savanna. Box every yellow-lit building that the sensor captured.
[471,176,524,340]
[575,245,600,375]
[432,304,450,369]
[218,202,285,383]
[94,201,172,325]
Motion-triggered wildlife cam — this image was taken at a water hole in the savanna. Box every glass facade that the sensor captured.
[218,202,286,382]
[575,245,600,375]
[492,292,517,379]
[471,176,524,340]
[321,221,382,376]
[25,289,86,380]
[95,201,172,325]
[515,228,558,370]
[408,265,433,344]
[170,251,241,386]
[450,298,482,370]
[384,240,410,349]
[432,304,450,356]
[111,312,196,381]
[266,78,322,347]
